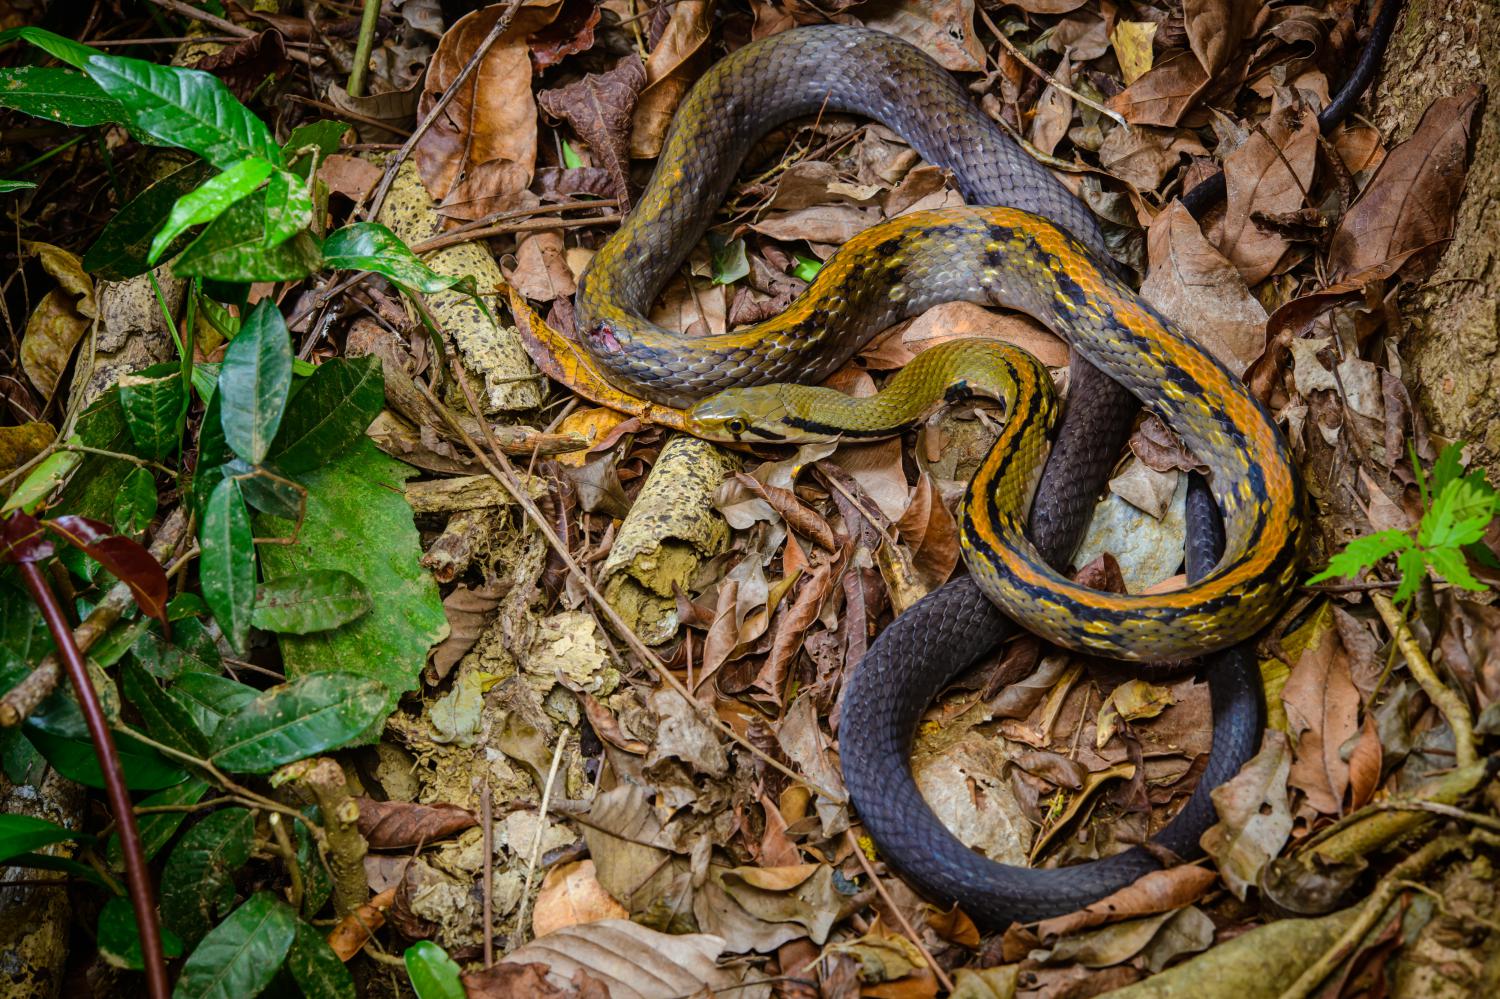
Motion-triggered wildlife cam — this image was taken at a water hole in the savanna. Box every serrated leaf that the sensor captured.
[287,919,355,999]
[1420,478,1498,551]
[97,895,184,971]
[321,222,461,294]
[149,156,275,264]
[113,465,157,537]
[173,186,322,282]
[252,570,371,634]
[0,65,125,125]
[116,362,187,459]
[0,813,79,862]
[219,300,291,464]
[1423,544,1486,593]
[173,892,295,999]
[201,476,255,652]
[1394,547,1427,603]
[209,671,389,773]
[262,168,313,249]
[84,159,217,280]
[168,672,260,739]
[1307,530,1412,585]
[160,807,255,946]
[121,660,211,755]
[81,51,282,168]
[107,776,209,868]
[266,355,384,474]
[404,940,464,999]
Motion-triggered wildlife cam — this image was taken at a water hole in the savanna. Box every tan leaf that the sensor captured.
[506,230,577,302]
[1030,53,1074,156]
[894,471,960,591]
[1346,712,1383,810]
[1037,866,1219,939]
[1111,21,1157,85]
[1328,86,1482,282]
[1184,0,1262,76]
[900,301,1070,368]
[1108,50,1209,127]
[748,204,882,245]
[1201,730,1293,899]
[318,154,383,202]
[630,0,713,158]
[499,919,744,999]
[1219,102,1318,284]
[859,0,985,72]
[1098,126,1206,191]
[927,905,981,948]
[1282,620,1360,815]
[462,962,571,999]
[537,56,646,209]
[325,887,395,960]
[21,289,90,404]
[532,859,630,938]
[1141,200,1268,375]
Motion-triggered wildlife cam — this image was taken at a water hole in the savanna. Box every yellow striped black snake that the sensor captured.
[571,4,1399,926]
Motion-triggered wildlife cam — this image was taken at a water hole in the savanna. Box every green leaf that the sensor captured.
[266,355,384,474]
[107,776,210,868]
[174,186,322,282]
[133,618,222,679]
[1306,529,1412,585]
[1394,547,1427,604]
[117,362,187,460]
[261,169,313,250]
[0,66,125,126]
[56,393,138,524]
[321,222,461,294]
[1423,544,1487,593]
[98,896,184,971]
[0,813,79,862]
[168,672,260,739]
[1419,478,1498,551]
[219,300,292,464]
[113,466,158,536]
[81,51,281,169]
[149,156,276,265]
[234,461,306,520]
[2,446,81,514]
[792,253,822,282]
[84,159,217,280]
[252,570,371,634]
[404,940,465,999]
[209,671,389,774]
[201,476,255,653]
[24,727,186,790]
[709,233,749,286]
[6,850,111,887]
[122,660,211,755]
[286,920,355,999]
[0,26,102,71]
[561,139,583,169]
[160,807,256,946]
[173,892,296,999]
[0,179,36,192]
[1431,442,1467,494]
[294,815,331,916]
[281,120,349,179]
[257,440,445,719]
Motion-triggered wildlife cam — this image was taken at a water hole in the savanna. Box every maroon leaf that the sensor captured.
[0,512,56,564]
[537,56,646,210]
[529,0,602,71]
[355,797,479,849]
[44,515,168,625]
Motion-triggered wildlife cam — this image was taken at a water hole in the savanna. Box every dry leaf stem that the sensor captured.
[844,829,955,994]
[512,726,569,946]
[1371,591,1476,768]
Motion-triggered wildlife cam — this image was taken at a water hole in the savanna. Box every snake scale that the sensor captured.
[572,3,1399,926]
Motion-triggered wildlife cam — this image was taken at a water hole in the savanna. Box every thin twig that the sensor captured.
[976,4,1128,129]
[513,726,569,946]
[143,0,312,65]
[409,214,623,254]
[844,829,954,994]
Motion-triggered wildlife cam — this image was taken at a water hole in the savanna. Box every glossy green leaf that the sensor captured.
[98,895,184,971]
[210,671,389,773]
[0,26,101,71]
[321,222,461,294]
[132,617,222,679]
[55,393,138,525]
[113,466,157,537]
[200,475,255,653]
[404,940,465,999]
[267,355,384,474]
[148,156,276,264]
[261,168,313,250]
[81,51,281,169]
[709,233,748,286]
[0,66,125,125]
[219,300,291,464]
[1,447,81,515]
[0,180,36,192]
[24,727,186,790]
[160,807,255,946]
[168,672,260,740]
[84,159,217,280]
[281,120,349,179]
[0,813,79,862]
[252,570,371,635]
[116,362,186,460]
[294,815,331,916]
[286,919,355,999]
[792,253,822,282]
[121,660,210,755]
[174,186,322,282]
[107,776,209,868]
[234,461,306,520]
[173,892,295,999]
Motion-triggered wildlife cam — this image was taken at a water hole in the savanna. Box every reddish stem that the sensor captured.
[18,562,169,999]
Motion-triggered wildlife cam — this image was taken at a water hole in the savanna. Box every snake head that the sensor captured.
[686,386,833,445]
[585,319,624,355]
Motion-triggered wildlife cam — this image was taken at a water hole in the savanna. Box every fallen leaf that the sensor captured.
[1030,53,1074,155]
[1184,0,1261,77]
[538,56,646,210]
[507,230,577,302]
[462,962,570,999]
[1037,866,1219,938]
[1098,126,1206,191]
[900,301,1069,368]
[0,422,54,475]
[356,798,478,849]
[529,0,602,70]
[859,0,984,72]
[1346,712,1383,810]
[928,905,981,949]
[630,0,713,158]
[1109,50,1209,127]
[1282,619,1360,815]
[1201,730,1293,899]
[21,242,96,403]
[1096,678,1176,749]
[1219,102,1319,284]
[191,29,288,102]
[326,886,396,960]
[499,919,745,999]
[1111,21,1157,85]
[532,859,630,938]
[319,154,383,202]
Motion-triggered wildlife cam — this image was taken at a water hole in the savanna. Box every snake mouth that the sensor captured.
[585,320,624,354]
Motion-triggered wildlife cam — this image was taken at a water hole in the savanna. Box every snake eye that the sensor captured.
[725,417,750,437]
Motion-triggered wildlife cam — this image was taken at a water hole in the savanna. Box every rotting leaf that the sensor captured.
[537,56,646,210]
[630,0,713,159]
[1037,866,1219,939]
[1282,619,1360,815]
[1200,730,1293,899]
[355,797,477,850]
[1220,101,1319,285]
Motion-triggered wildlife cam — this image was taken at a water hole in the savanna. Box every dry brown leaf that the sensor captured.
[532,859,630,938]
[1099,126,1206,192]
[749,204,882,246]
[1201,730,1293,899]
[428,580,504,681]
[1184,0,1261,77]
[733,471,837,551]
[355,798,478,849]
[1283,620,1360,815]
[901,301,1070,367]
[1346,712,1383,811]
[1219,103,1318,284]
[757,560,834,703]
[326,887,396,960]
[927,905,981,949]
[0,423,54,475]
[1037,866,1219,939]
[462,963,571,999]
[894,471,960,591]
[499,919,742,999]
[21,289,90,404]
[319,154,382,202]
[507,230,577,302]
[858,0,984,72]
[1129,414,1207,475]
[529,0,602,70]
[1327,86,1482,282]
[1030,52,1074,156]
[1141,201,1268,375]
[537,56,646,210]
[630,0,713,158]
[1108,50,1209,127]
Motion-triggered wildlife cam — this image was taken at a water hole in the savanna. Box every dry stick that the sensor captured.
[0,506,189,727]
[844,829,955,994]
[410,214,625,254]
[418,373,844,803]
[364,0,524,221]
[975,3,1128,130]
[513,726,570,946]
[1371,591,1477,768]
[17,561,168,999]
[143,0,313,65]
[433,198,622,243]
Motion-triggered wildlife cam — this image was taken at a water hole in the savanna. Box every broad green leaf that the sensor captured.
[0,583,51,663]
[1306,530,1411,585]
[168,672,260,739]
[132,618,222,679]
[266,355,384,474]
[173,892,295,999]
[122,660,211,755]
[55,393,138,524]
[233,461,305,520]
[252,570,371,634]
[98,896,184,971]
[149,156,276,264]
[261,168,313,249]
[24,727,186,790]
[160,807,255,946]
[85,159,218,280]
[6,850,111,887]
[107,776,210,868]
[0,66,125,126]
[2,446,81,514]
[282,120,349,179]
[113,465,158,536]
[321,222,461,294]
[258,440,445,719]
[89,617,152,670]
[219,300,292,464]
[294,815,331,916]
[210,671,389,773]
[709,233,749,286]
[286,920,355,999]
[81,51,281,168]
[174,186,322,282]
[0,26,101,71]
[404,940,465,999]
[0,813,79,862]
[116,362,187,459]
[201,476,255,653]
